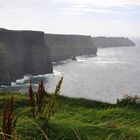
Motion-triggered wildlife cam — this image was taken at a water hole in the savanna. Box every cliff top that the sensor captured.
[46,33,91,37]
[0,28,44,34]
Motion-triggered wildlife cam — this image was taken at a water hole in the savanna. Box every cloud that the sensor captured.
[60,5,138,16]
[0,0,140,10]
[62,11,85,15]
[52,0,140,7]
[110,19,124,23]
[0,0,139,37]
[61,7,109,15]
[0,0,48,9]
[49,0,140,16]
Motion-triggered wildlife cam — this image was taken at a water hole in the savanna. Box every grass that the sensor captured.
[0,92,140,140]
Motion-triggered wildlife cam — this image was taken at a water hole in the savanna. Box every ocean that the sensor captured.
[2,42,140,103]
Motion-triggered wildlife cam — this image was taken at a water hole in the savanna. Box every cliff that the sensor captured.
[0,28,53,85]
[93,37,135,48]
[45,34,97,62]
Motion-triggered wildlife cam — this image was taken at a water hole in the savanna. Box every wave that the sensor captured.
[76,55,126,64]
[53,70,62,76]
[10,70,62,87]
[92,61,126,64]
[11,75,31,87]
[1,85,9,88]
[16,75,31,83]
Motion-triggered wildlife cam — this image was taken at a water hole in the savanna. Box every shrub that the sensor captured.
[41,77,63,123]
[117,94,140,106]
[28,82,36,119]
[28,77,63,123]
[36,80,46,114]
[1,96,18,140]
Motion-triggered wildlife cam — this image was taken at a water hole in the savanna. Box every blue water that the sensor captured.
[2,44,140,103]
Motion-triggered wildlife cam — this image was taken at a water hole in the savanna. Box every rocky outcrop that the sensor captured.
[45,34,97,62]
[0,28,52,85]
[93,37,135,48]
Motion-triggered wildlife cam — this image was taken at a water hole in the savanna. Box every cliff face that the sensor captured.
[0,29,53,85]
[45,34,97,62]
[93,37,135,48]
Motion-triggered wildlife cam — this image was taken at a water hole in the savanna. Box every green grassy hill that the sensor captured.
[0,92,140,140]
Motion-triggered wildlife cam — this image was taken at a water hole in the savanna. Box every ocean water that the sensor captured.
[1,44,140,103]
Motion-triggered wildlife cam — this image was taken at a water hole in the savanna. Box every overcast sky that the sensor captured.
[0,0,140,37]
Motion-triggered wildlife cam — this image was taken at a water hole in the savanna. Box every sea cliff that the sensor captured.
[93,37,135,48]
[45,34,97,62]
[0,28,52,85]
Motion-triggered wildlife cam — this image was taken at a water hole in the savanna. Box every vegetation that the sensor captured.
[1,85,140,139]
[117,94,140,106]
[1,96,18,140]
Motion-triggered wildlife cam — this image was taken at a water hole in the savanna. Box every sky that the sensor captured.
[0,0,140,37]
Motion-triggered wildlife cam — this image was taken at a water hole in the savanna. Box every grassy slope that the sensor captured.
[0,92,140,140]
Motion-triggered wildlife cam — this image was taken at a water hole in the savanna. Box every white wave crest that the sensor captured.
[10,75,31,87]
[16,75,31,83]
[53,70,62,76]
